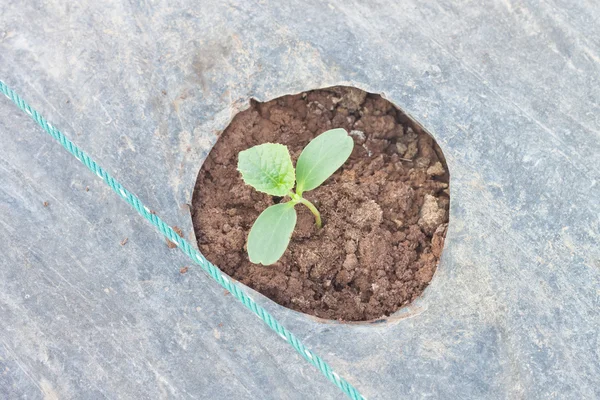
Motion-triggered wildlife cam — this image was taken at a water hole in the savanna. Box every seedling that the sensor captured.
[237,128,354,265]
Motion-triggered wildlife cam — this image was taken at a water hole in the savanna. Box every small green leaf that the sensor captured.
[238,143,295,196]
[247,202,297,265]
[295,128,353,194]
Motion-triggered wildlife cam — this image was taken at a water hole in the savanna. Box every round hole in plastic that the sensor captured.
[191,86,450,322]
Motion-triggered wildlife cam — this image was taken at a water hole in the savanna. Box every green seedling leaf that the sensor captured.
[238,143,295,196]
[295,128,353,194]
[239,128,355,265]
[247,202,297,265]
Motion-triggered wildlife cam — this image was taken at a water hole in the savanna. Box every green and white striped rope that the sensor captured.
[0,80,366,400]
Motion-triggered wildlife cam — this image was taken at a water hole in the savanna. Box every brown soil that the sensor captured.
[192,87,449,321]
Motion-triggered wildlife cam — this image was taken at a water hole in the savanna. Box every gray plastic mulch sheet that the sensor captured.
[1,1,599,399]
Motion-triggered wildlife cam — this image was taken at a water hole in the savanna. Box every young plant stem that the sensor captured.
[289,191,322,228]
[298,197,322,228]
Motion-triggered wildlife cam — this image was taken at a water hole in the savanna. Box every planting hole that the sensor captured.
[192,86,450,322]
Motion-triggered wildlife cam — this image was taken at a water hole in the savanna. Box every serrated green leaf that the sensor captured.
[247,202,297,265]
[295,128,354,194]
[238,143,295,196]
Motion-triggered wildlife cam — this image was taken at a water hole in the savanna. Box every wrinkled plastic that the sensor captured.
[0,1,598,399]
